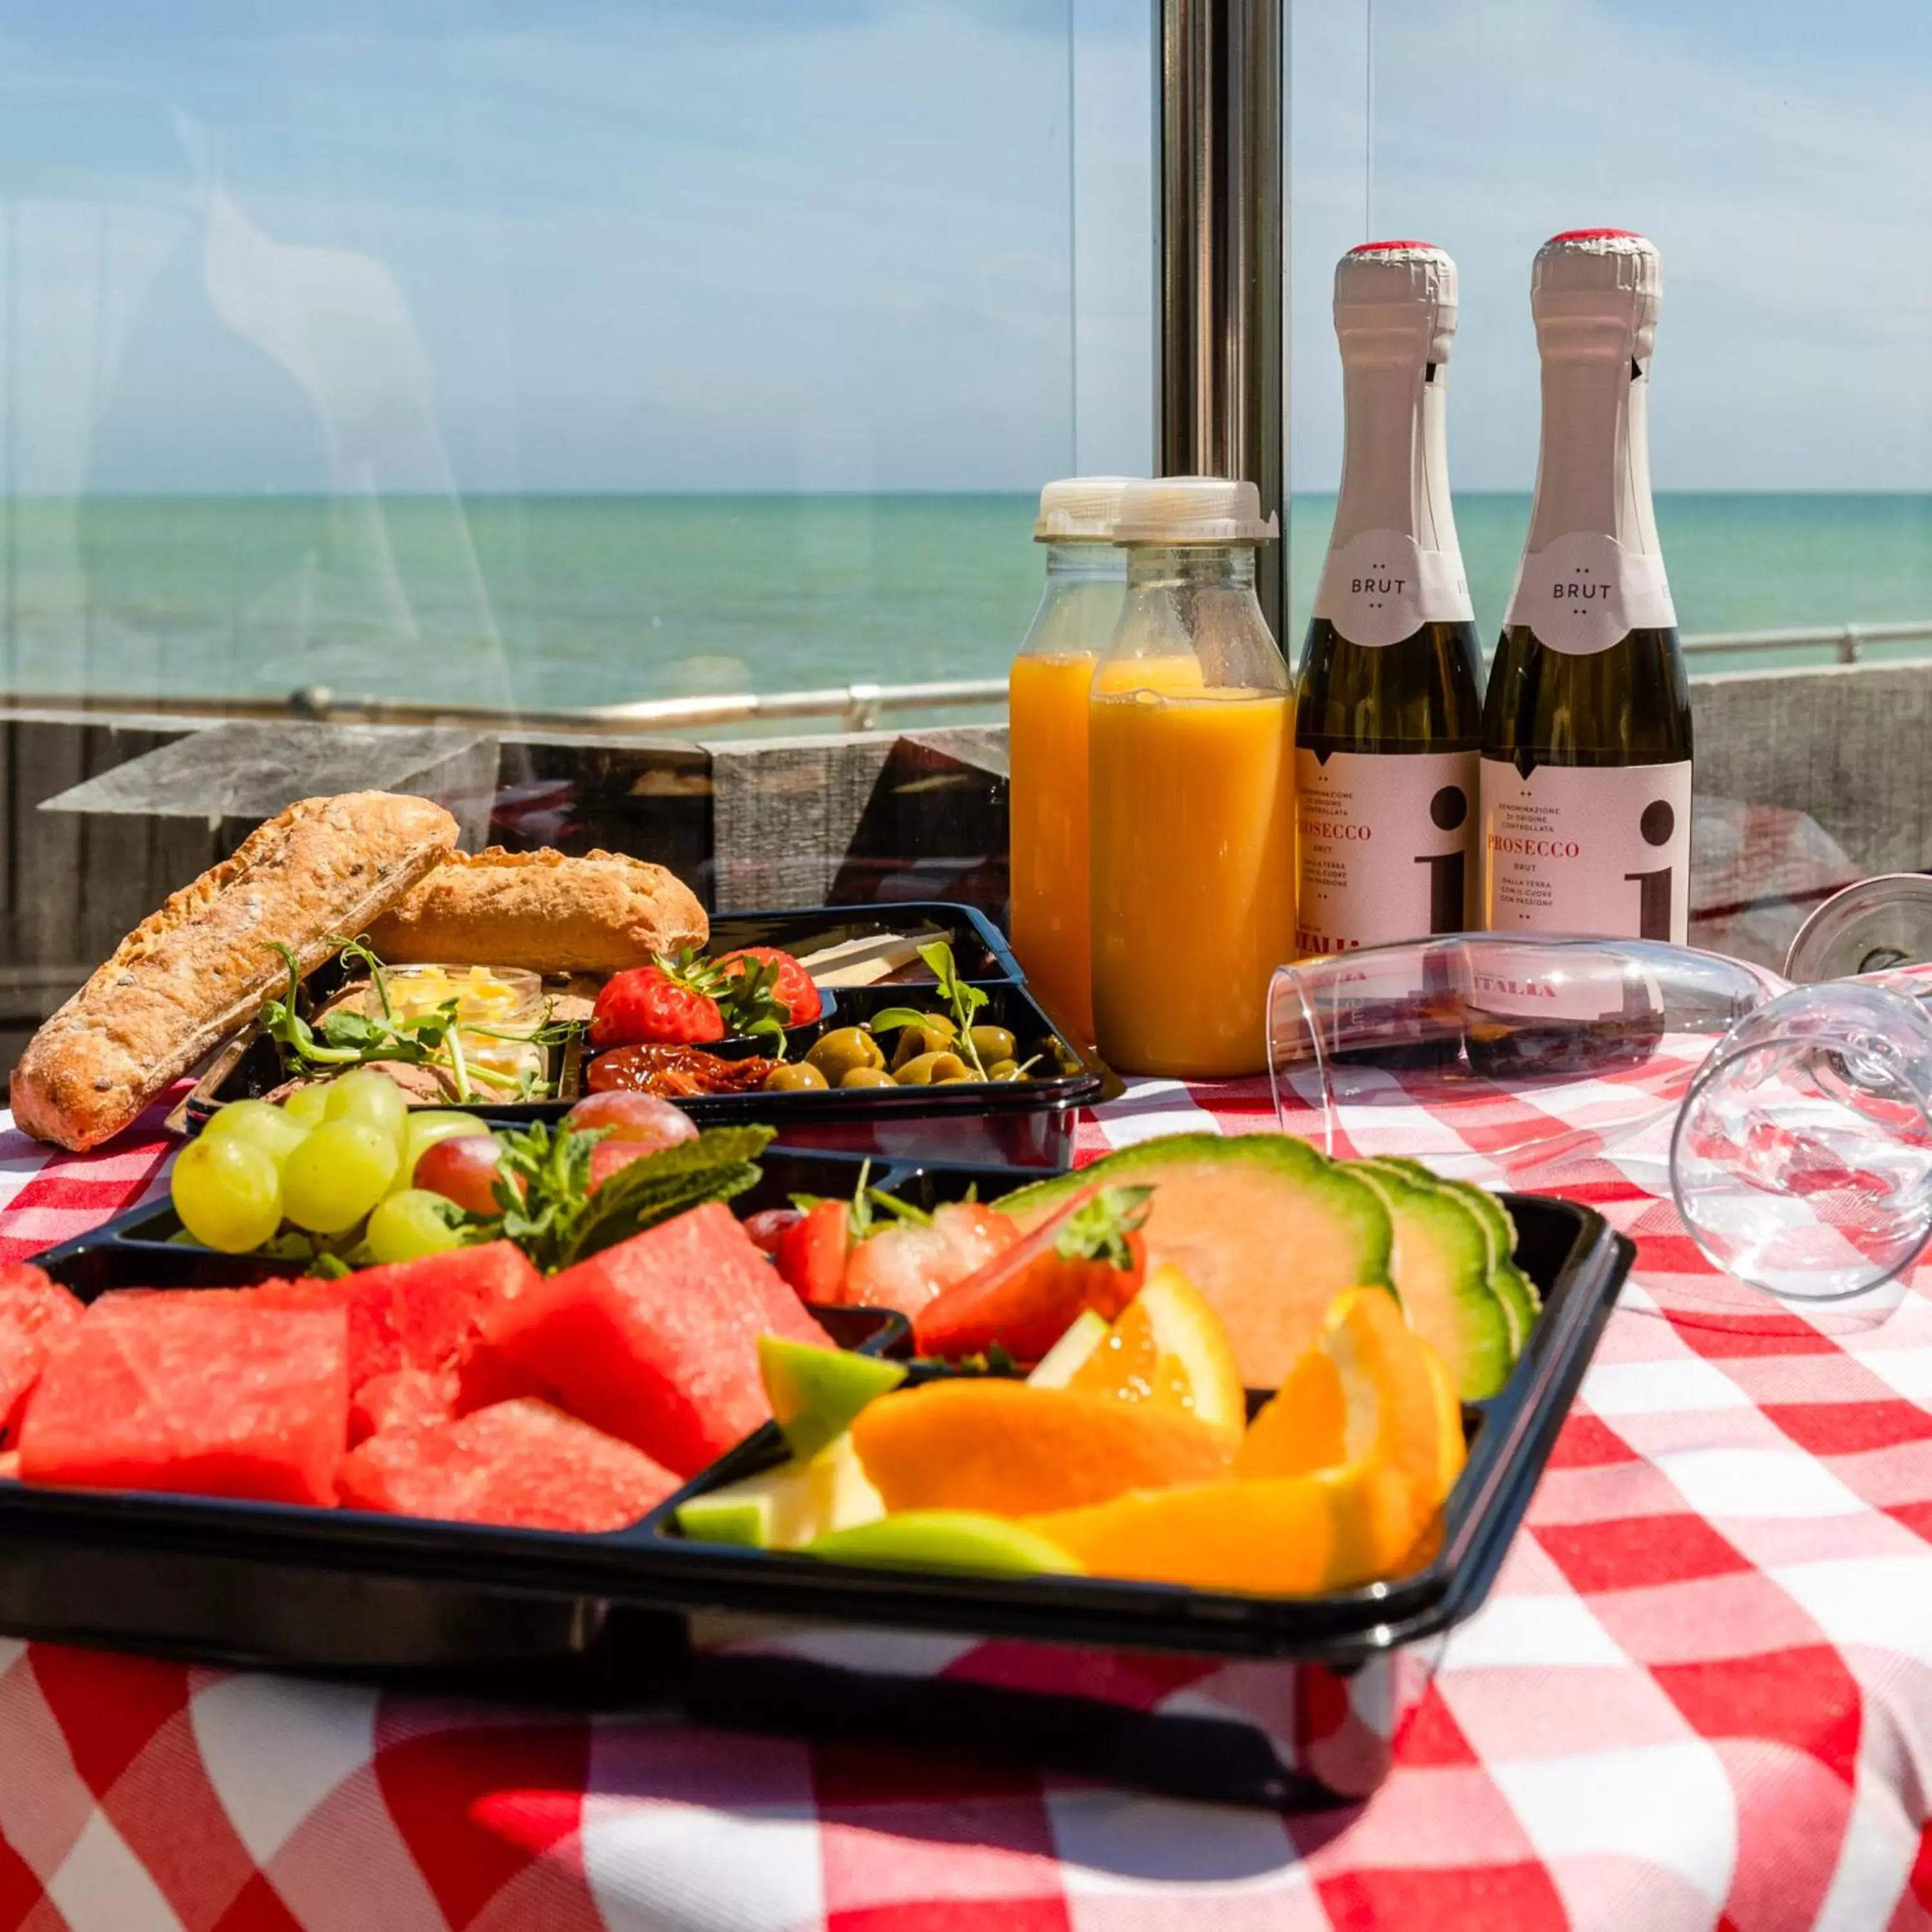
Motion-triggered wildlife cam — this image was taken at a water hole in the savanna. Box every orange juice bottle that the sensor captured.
[1007,478,1133,1041]
[1090,477,1294,1077]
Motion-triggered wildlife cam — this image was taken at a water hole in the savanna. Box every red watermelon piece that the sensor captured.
[249,1242,538,1388]
[337,1399,678,1531]
[348,1366,459,1446]
[0,1265,84,1441]
[19,1296,347,1506]
[468,1202,834,1475]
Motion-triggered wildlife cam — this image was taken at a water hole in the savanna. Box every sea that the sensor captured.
[3,492,1931,725]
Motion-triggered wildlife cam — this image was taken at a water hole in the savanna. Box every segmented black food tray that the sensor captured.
[15,1151,1629,1683]
[184,902,1115,1170]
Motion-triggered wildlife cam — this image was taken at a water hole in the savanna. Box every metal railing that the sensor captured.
[3,620,1931,737]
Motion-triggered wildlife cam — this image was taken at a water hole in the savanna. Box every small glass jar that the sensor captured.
[364,964,546,1087]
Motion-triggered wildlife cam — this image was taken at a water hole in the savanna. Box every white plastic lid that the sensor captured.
[1034,476,1138,541]
[1112,476,1278,546]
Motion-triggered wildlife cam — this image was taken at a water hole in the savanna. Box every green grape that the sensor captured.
[365,1189,466,1265]
[397,1110,492,1193]
[281,1085,330,1129]
[171,1135,283,1253]
[323,1068,410,1142]
[202,1099,309,1169]
[279,1120,400,1234]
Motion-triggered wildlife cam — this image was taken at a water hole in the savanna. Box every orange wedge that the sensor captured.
[1066,1263,1246,1439]
[1235,1345,1347,1477]
[1421,1340,1468,1505]
[850,1378,1234,1517]
[1024,1460,1428,1596]
[1320,1285,1447,1497]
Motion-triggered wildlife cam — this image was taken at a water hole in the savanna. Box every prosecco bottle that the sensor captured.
[1480,229,1692,944]
[1295,241,1482,955]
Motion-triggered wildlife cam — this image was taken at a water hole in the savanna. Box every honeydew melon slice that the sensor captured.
[675,1433,884,1549]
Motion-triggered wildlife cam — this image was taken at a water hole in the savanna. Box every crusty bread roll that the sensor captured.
[12,792,459,1151]
[365,847,708,974]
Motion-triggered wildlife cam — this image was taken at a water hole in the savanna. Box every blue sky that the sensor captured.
[0,0,1925,496]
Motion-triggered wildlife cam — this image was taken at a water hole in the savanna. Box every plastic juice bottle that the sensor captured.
[1008,477,1134,1040]
[1089,477,1294,1077]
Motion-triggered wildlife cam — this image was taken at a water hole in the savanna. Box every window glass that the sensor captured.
[1289,0,1932,962]
[0,1,1151,722]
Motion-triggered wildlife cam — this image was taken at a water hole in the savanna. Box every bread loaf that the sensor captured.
[365,848,708,974]
[12,792,459,1150]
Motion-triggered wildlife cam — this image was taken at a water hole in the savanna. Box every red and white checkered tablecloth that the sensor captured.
[0,1069,1929,1932]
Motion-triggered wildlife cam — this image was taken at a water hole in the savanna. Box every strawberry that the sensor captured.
[913,1186,1150,1363]
[590,958,725,1049]
[714,948,822,1028]
[772,1200,852,1302]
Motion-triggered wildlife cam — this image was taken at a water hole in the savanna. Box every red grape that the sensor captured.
[741,1207,802,1255]
[587,1139,657,1193]
[412,1134,510,1217]
[565,1090,697,1150]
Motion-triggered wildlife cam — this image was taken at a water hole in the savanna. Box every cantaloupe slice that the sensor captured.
[1347,1163,1511,1401]
[998,1135,1392,1388]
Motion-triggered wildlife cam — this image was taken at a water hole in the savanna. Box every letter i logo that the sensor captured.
[1624,799,1676,940]
[1415,784,1469,933]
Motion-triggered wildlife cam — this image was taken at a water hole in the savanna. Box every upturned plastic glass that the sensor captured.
[1268,934,1780,1177]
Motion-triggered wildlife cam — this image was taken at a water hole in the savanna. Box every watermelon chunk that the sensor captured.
[19,1297,347,1506]
[0,1264,84,1439]
[337,1399,678,1531]
[249,1241,538,1388]
[469,1202,835,1475]
[348,1366,459,1446]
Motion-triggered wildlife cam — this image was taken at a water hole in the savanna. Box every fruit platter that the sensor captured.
[1,1072,1630,1674]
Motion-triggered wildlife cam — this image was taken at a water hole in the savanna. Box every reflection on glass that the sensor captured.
[0,3,1151,718]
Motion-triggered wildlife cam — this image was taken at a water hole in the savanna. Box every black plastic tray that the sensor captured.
[182,901,1110,1170]
[12,1153,1628,1680]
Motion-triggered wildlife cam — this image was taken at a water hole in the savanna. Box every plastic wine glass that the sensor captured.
[1269,933,1779,1180]
[1671,978,1932,1300]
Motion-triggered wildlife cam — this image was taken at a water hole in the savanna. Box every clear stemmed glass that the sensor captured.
[1671,978,1932,1300]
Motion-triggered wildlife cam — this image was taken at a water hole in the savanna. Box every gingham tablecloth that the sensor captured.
[0,1074,1927,1932]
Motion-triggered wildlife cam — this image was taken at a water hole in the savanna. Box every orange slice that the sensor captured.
[850,1378,1234,1518]
[1320,1285,1447,1497]
[1235,1346,1347,1477]
[1023,1460,1428,1596]
[1421,1340,1468,1506]
[1066,1264,1246,1439]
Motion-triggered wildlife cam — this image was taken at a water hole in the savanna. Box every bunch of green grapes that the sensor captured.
[169,1071,494,1264]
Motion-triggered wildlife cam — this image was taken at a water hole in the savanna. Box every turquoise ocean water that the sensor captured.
[3,493,1931,719]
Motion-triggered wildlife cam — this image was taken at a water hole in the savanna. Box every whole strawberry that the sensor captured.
[714,947,822,1028]
[591,958,725,1049]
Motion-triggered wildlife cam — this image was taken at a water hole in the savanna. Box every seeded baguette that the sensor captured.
[365,846,708,975]
[12,792,459,1151]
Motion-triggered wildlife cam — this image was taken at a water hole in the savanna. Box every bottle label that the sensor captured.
[1312,529,1473,649]
[1481,756,1692,944]
[1295,747,1479,952]
[1502,532,1677,656]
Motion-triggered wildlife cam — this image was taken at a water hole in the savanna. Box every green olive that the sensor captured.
[985,1058,1024,1083]
[968,1026,1018,1066]
[890,1018,956,1070]
[806,1026,886,1081]
[839,1065,898,1089]
[895,1050,971,1086]
[936,1074,981,1085]
[764,1061,830,1092]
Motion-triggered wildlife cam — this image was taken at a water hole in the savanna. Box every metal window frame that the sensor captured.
[1154,0,1285,641]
